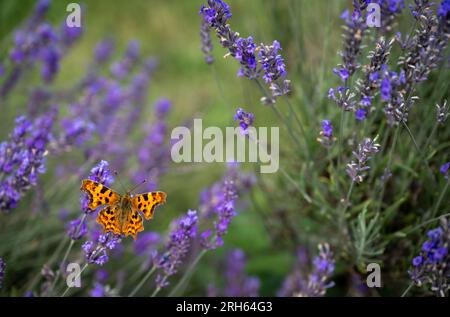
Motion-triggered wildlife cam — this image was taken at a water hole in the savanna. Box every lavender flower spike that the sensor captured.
[436,100,449,125]
[223,249,260,297]
[200,18,214,64]
[278,244,335,297]
[298,243,335,297]
[154,210,198,289]
[408,217,450,297]
[317,119,335,148]
[346,136,380,183]
[0,109,57,212]
[234,108,254,135]
[82,233,122,266]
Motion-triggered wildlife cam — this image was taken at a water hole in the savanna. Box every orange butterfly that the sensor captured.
[80,179,166,240]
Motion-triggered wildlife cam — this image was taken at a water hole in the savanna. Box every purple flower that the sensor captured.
[408,218,450,296]
[321,120,333,138]
[154,98,172,119]
[258,40,287,83]
[200,18,214,64]
[134,232,161,256]
[94,39,115,64]
[131,99,172,192]
[235,36,258,79]
[95,269,109,283]
[278,244,335,297]
[110,40,140,79]
[234,108,254,134]
[346,137,380,183]
[0,110,56,212]
[208,249,260,297]
[90,283,105,297]
[154,210,198,288]
[412,255,423,267]
[200,0,289,102]
[360,95,372,107]
[200,165,239,250]
[82,233,122,266]
[199,0,232,28]
[355,108,367,121]
[380,76,391,101]
[59,22,83,48]
[318,119,335,148]
[438,0,450,19]
[59,118,95,148]
[333,67,349,82]
[440,162,450,179]
[66,218,88,240]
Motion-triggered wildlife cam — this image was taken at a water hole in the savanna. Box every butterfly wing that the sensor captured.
[97,205,121,235]
[81,179,121,210]
[131,191,167,220]
[122,208,144,240]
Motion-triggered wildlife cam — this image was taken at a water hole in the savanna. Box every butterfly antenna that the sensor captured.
[129,179,147,194]
[113,171,128,193]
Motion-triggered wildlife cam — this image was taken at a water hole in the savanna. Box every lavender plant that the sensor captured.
[0,0,449,299]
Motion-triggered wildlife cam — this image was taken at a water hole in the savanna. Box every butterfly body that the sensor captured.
[80,179,166,239]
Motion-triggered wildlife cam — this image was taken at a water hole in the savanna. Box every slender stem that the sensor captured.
[401,121,435,181]
[339,180,354,244]
[25,235,68,292]
[271,103,304,152]
[422,122,438,156]
[406,213,450,236]
[401,282,414,297]
[284,97,310,159]
[167,249,207,297]
[49,240,74,295]
[376,125,400,214]
[49,213,87,296]
[253,78,304,154]
[128,265,156,297]
[337,107,346,174]
[151,285,163,297]
[279,166,312,203]
[430,179,449,220]
[327,148,343,197]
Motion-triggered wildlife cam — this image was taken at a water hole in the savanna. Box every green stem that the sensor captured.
[401,282,414,297]
[401,121,435,183]
[376,125,400,214]
[49,213,87,295]
[284,97,311,160]
[167,249,207,297]
[430,179,449,220]
[253,79,304,154]
[339,180,354,242]
[128,265,156,297]
[337,106,346,175]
